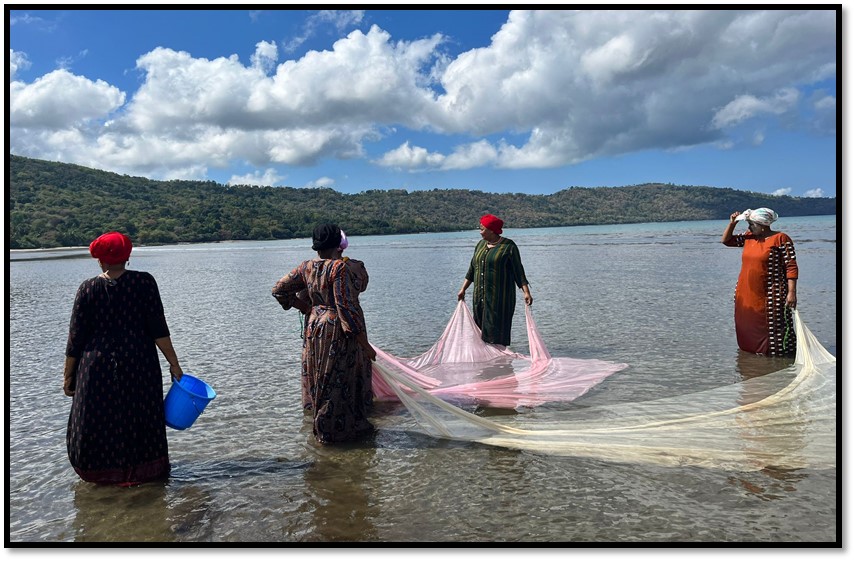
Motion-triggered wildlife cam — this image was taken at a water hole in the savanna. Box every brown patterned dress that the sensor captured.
[723,231,799,356]
[65,271,171,485]
[273,259,374,444]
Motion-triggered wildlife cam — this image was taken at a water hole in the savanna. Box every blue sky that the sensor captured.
[8,8,838,197]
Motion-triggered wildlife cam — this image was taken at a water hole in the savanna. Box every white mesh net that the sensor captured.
[371,307,836,473]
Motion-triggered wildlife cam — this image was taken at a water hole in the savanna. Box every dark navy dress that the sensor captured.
[65,270,171,485]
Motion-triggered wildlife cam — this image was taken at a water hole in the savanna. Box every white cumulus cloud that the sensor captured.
[711,88,800,129]
[10,68,125,128]
[814,95,836,111]
[441,140,498,170]
[284,9,365,53]
[228,168,285,187]
[8,9,837,181]
[303,176,336,188]
[374,141,445,170]
[10,48,30,80]
[251,41,278,75]
[432,10,834,168]
[803,188,825,198]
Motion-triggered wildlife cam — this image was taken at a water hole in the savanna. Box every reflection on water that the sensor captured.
[7,217,837,542]
[727,466,808,502]
[72,481,177,542]
[170,457,314,483]
[734,350,794,381]
[302,439,380,542]
[727,347,818,504]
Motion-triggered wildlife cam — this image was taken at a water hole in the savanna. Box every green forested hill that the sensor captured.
[7,154,837,249]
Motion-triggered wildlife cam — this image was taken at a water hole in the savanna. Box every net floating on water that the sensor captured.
[372,301,627,409]
[372,305,836,473]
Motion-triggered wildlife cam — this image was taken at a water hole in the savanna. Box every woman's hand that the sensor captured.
[63,356,77,397]
[293,296,311,315]
[355,332,377,361]
[458,279,471,301]
[155,337,183,382]
[786,292,797,309]
[786,280,797,310]
[273,294,293,311]
[170,363,183,382]
[722,213,741,243]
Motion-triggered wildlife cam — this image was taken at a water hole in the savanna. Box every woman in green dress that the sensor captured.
[457,214,533,347]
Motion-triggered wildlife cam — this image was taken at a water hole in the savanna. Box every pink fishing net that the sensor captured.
[371,301,628,409]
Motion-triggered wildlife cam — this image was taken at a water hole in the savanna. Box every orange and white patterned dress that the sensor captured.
[724,231,798,356]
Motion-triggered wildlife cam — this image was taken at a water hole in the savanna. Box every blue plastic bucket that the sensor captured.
[164,373,216,430]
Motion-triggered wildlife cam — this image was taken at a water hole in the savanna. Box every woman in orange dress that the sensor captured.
[722,208,798,356]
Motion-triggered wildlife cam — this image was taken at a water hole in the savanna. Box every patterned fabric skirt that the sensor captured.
[302,308,374,444]
[67,345,170,485]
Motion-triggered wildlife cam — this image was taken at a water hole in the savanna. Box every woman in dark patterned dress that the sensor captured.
[457,214,533,347]
[272,224,376,444]
[722,208,799,356]
[63,232,184,485]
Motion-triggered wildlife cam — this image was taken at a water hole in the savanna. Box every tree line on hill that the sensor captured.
[8,154,837,249]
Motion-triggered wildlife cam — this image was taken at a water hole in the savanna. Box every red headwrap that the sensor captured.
[89,231,133,265]
[480,214,504,235]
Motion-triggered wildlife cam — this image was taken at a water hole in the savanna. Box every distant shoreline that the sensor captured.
[8,247,91,262]
[8,214,836,256]
[11,154,837,249]
[9,246,89,253]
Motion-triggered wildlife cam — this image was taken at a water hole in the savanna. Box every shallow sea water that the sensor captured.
[7,216,838,543]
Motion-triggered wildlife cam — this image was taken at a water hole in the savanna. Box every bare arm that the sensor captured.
[155,336,183,381]
[787,279,798,309]
[721,211,741,243]
[522,283,533,306]
[292,293,311,315]
[355,331,376,362]
[457,279,472,300]
[63,356,78,397]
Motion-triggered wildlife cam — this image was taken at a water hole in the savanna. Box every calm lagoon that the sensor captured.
[7,216,837,543]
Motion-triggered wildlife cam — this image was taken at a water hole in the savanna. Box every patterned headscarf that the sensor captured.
[736,208,778,226]
[89,231,132,264]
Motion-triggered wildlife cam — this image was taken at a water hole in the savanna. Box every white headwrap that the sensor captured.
[734,208,778,226]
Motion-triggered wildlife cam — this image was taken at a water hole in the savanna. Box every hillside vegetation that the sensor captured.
[8,154,836,249]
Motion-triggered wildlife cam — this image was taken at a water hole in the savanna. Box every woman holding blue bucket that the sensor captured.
[63,231,184,486]
[273,224,376,444]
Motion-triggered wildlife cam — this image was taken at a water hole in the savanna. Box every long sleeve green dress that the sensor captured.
[465,238,529,346]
